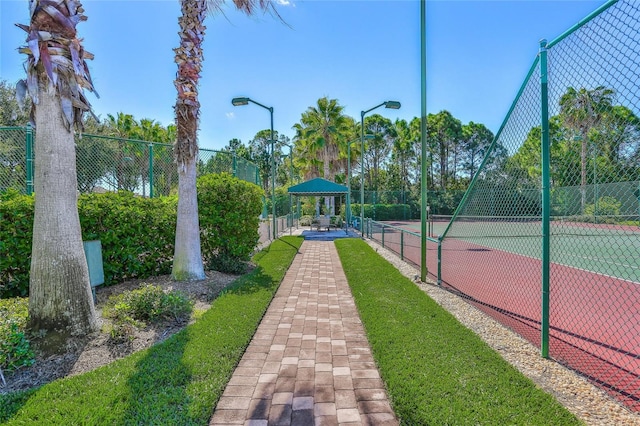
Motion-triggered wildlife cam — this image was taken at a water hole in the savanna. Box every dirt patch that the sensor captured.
[1,269,243,395]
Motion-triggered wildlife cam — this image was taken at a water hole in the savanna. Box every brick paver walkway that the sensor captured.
[210,240,398,426]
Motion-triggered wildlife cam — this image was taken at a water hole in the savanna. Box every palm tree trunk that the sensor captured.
[29,84,98,336]
[172,159,204,280]
[172,0,206,280]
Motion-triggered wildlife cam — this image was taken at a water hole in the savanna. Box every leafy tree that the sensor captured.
[460,122,494,181]
[391,118,417,198]
[590,105,640,182]
[363,114,396,192]
[75,136,118,193]
[172,0,278,281]
[427,111,462,190]
[249,129,279,192]
[559,86,614,212]
[0,80,32,192]
[0,80,31,126]
[16,0,98,337]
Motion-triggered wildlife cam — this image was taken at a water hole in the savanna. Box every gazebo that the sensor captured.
[287,177,348,220]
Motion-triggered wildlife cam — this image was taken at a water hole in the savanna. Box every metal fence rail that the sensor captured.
[0,127,261,196]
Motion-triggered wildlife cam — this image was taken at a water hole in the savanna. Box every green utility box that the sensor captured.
[83,240,104,303]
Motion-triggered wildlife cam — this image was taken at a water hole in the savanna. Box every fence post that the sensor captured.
[232,152,237,177]
[540,38,551,359]
[400,231,404,261]
[26,123,34,195]
[148,143,154,198]
[437,238,442,286]
[381,226,385,248]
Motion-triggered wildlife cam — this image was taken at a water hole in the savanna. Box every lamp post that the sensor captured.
[232,97,277,238]
[346,135,373,230]
[360,101,401,232]
[281,144,294,231]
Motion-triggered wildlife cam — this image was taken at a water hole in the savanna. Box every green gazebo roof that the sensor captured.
[287,178,348,195]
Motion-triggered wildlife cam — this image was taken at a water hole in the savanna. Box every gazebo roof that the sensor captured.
[287,178,348,196]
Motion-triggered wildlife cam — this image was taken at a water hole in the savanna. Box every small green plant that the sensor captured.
[208,253,248,275]
[299,215,313,226]
[103,285,194,340]
[0,298,35,373]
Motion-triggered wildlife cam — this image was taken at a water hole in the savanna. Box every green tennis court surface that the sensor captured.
[389,218,640,284]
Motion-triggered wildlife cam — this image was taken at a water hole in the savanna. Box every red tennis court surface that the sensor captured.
[370,221,640,411]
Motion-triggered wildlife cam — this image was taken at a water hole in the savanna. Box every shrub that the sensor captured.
[103,285,193,340]
[79,192,177,284]
[0,191,177,298]
[299,215,313,226]
[0,298,34,372]
[104,284,193,324]
[0,193,34,297]
[585,196,622,218]
[208,254,248,275]
[349,203,411,221]
[197,173,262,272]
[0,173,263,297]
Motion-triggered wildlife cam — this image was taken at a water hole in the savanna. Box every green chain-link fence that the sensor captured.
[0,127,261,196]
[435,0,640,411]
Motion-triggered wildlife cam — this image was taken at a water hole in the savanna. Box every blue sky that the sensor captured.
[1,0,603,151]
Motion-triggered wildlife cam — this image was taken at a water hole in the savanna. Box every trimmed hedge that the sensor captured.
[348,203,411,221]
[0,174,263,298]
[0,192,34,297]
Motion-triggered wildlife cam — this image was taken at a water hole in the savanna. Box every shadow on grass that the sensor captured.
[0,236,304,424]
[122,329,192,424]
[0,388,34,421]
[258,236,303,256]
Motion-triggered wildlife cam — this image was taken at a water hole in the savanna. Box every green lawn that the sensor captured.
[335,238,581,425]
[0,236,302,425]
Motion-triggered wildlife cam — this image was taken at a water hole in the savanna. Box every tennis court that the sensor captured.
[372,217,640,410]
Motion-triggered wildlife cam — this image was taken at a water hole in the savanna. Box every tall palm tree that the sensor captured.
[16,0,98,337]
[293,97,351,181]
[172,0,277,280]
[559,86,614,213]
[293,97,351,215]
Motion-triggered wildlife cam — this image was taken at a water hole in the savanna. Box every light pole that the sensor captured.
[281,144,294,231]
[346,135,373,230]
[232,97,277,238]
[360,101,401,232]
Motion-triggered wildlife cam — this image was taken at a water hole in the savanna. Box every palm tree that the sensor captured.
[293,97,351,215]
[559,86,614,213]
[293,97,351,181]
[16,0,98,337]
[172,0,277,280]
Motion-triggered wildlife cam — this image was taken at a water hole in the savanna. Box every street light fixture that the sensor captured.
[360,101,401,232]
[231,97,277,238]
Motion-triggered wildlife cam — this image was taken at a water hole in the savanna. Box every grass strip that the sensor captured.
[335,239,580,425]
[0,236,302,425]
